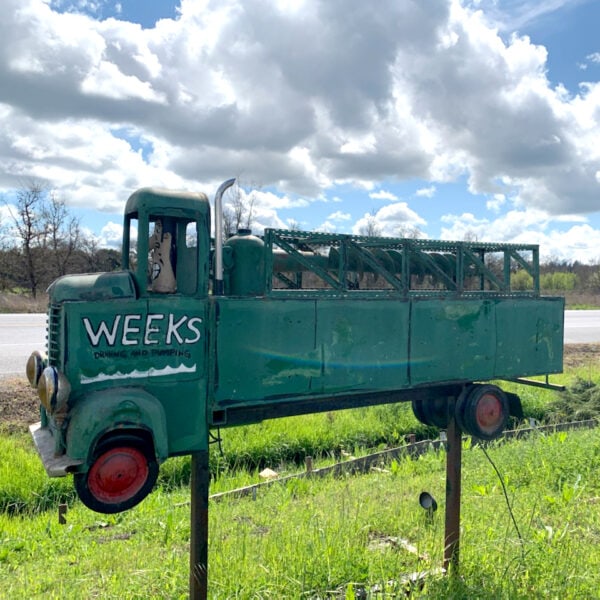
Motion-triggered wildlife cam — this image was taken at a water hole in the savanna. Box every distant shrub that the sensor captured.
[511,269,533,290]
[541,271,578,291]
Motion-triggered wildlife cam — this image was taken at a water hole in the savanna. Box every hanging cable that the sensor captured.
[209,428,224,456]
[480,444,526,563]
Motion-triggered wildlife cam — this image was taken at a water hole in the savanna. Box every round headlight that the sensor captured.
[26,351,47,388]
[38,367,58,412]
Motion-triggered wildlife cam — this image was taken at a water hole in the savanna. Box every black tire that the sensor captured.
[412,397,451,429]
[454,385,472,435]
[74,433,158,514]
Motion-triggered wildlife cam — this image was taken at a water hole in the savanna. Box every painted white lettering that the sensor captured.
[144,314,164,345]
[83,316,122,347]
[122,314,142,346]
[84,312,204,348]
[166,314,187,344]
[185,317,203,344]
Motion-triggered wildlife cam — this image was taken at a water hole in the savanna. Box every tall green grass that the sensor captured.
[1,428,600,598]
[0,436,74,514]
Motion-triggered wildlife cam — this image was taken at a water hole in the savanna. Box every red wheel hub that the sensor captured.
[475,393,503,432]
[88,447,149,504]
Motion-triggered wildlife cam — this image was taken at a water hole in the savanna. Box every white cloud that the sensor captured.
[369,190,398,201]
[316,220,339,233]
[416,185,436,198]
[486,193,506,212]
[98,220,123,248]
[353,202,426,237]
[440,207,600,263]
[0,0,598,254]
[587,52,600,64]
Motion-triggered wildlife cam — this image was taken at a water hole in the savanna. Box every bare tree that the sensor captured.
[396,224,423,239]
[77,233,121,273]
[0,203,11,290]
[44,192,81,277]
[222,179,258,237]
[463,230,479,242]
[7,180,47,297]
[358,213,383,237]
[4,180,84,296]
[80,234,101,272]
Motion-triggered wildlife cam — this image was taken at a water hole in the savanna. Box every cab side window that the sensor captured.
[148,217,177,293]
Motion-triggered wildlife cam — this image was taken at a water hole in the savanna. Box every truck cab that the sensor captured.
[28,188,213,513]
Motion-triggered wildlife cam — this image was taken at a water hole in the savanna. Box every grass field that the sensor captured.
[1,348,600,598]
[1,426,600,598]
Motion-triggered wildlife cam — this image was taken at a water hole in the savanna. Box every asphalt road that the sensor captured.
[0,310,598,377]
[0,313,47,377]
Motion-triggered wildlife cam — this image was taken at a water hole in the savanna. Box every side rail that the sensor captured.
[263,229,540,297]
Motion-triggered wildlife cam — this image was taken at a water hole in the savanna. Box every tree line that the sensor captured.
[0,181,120,297]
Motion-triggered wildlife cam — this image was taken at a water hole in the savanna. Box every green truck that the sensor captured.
[27,179,564,514]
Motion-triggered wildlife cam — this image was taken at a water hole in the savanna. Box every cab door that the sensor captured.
[144,214,211,454]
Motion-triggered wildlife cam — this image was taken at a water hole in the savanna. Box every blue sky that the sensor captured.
[1,0,599,262]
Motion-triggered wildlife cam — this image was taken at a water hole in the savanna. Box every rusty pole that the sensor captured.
[443,411,462,574]
[190,450,210,600]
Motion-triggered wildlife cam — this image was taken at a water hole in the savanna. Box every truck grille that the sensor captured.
[47,304,61,366]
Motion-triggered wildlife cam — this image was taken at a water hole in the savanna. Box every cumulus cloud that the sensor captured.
[369,190,398,201]
[0,0,598,231]
[416,185,436,198]
[98,220,124,248]
[353,202,427,237]
[439,207,600,262]
[327,210,352,222]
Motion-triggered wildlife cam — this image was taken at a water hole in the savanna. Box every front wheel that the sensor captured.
[74,434,158,514]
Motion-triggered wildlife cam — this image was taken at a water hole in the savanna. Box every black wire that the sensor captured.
[209,428,224,456]
[480,444,526,563]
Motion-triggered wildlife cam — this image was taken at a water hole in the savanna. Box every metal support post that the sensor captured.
[443,413,462,574]
[190,450,210,600]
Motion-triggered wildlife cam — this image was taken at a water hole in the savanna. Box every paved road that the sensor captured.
[563,310,600,344]
[0,310,598,377]
[0,313,47,377]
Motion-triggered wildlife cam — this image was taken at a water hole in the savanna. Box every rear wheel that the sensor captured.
[411,396,451,429]
[455,384,509,441]
[74,434,158,514]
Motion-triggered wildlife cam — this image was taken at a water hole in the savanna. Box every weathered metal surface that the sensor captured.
[214,297,411,406]
[214,295,562,415]
[410,299,496,384]
[223,230,266,296]
[29,422,82,476]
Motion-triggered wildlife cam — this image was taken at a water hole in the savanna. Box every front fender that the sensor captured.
[66,388,168,465]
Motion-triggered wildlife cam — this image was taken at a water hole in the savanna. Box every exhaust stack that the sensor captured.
[213,178,236,296]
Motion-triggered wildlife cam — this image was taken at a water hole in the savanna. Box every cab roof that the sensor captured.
[124,187,210,219]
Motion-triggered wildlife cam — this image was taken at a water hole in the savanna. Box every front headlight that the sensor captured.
[38,367,58,412]
[26,351,47,388]
[38,367,71,414]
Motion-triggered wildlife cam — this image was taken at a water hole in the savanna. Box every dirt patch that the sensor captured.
[563,344,600,370]
[0,375,39,434]
[1,345,598,435]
